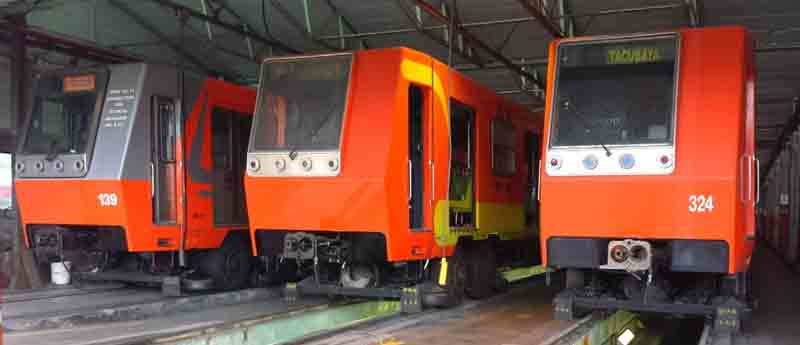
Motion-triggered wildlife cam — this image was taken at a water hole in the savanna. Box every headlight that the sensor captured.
[301,158,313,171]
[582,154,598,170]
[618,153,635,170]
[548,156,563,170]
[248,158,261,172]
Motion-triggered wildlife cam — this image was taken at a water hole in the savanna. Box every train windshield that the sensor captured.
[22,72,106,155]
[549,35,679,147]
[251,54,352,152]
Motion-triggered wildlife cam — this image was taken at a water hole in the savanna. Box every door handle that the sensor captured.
[537,159,542,201]
[755,156,760,205]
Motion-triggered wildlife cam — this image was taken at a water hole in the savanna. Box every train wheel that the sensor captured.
[423,249,467,308]
[464,241,496,299]
[200,232,253,291]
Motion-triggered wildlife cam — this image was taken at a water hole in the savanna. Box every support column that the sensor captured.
[8,16,43,289]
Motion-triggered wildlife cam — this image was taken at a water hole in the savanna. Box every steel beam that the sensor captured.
[268,0,341,51]
[324,0,368,49]
[762,97,800,182]
[320,4,683,42]
[395,0,483,67]
[0,22,139,64]
[145,0,300,54]
[455,56,548,71]
[408,0,542,90]
[558,0,576,37]
[109,0,235,80]
[684,0,702,27]
[515,0,563,38]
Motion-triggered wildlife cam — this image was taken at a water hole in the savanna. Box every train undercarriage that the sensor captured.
[552,239,753,334]
[27,225,257,295]
[257,231,536,311]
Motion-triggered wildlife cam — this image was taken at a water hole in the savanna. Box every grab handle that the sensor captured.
[755,156,760,205]
[408,160,413,202]
[150,163,155,197]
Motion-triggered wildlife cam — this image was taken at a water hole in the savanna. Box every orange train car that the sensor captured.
[539,26,756,328]
[15,64,256,293]
[245,48,542,305]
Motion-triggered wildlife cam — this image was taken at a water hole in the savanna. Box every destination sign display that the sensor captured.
[558,34,678,68]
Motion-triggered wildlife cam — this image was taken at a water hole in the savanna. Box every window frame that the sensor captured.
[547,32,682,149]
[491,117,518,177]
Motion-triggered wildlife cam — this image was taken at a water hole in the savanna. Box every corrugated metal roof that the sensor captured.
[3,0,800,162]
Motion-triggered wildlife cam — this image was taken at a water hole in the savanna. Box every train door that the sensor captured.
[409,85,426,229]
[151,96,178,225]
[448,100,475,228]
[525,131,541,226]
[211,107,251,226]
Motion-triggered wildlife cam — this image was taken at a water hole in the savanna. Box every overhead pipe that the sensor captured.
[145,0,301,54]
[409,0,543,90]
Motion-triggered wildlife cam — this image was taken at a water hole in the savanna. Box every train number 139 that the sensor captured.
[98,193,119,207]
[688,195,714,213]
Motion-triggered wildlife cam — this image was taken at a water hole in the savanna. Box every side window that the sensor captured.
[0,153,11,210]
[491,118,517,176]
[158,100,176,162]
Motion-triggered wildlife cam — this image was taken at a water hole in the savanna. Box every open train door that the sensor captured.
[151,96,181,228]
[525,131,541,228]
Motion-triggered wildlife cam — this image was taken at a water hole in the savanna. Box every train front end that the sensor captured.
[15,64,190,281]
[540,27,756,326]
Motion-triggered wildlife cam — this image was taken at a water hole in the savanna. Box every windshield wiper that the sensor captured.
[561,98,612,157]
[45,139,62,161]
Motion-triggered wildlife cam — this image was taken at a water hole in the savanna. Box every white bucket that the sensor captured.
[51,261,72,285]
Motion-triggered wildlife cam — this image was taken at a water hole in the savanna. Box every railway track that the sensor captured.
[5,268,665,345]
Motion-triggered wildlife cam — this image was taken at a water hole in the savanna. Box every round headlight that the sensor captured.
[74,160,85,172]
[582,154,598,170]
[619,153,635,170]
[34,160,45,172]
[54,160,65,172]
[658,154,673,168]
[273,158,285,172]
[248,158,261,172]
[301,158,313,171]
[548,156,563,170]
[328,158,339,171]
[14,161,25,173]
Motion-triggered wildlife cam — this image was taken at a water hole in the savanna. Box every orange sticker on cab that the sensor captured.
[64,74,96,93]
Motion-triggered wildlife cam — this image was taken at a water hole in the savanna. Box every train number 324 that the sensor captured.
[688,195,714,213]
[97,193,119,207]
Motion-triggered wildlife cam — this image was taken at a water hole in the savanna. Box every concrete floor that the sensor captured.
[733,244,800,345]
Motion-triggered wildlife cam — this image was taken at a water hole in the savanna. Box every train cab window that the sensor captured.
[491,118,517,176]
[550,35,679,147]
[22,72,107,155]
[251,54,352,153]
